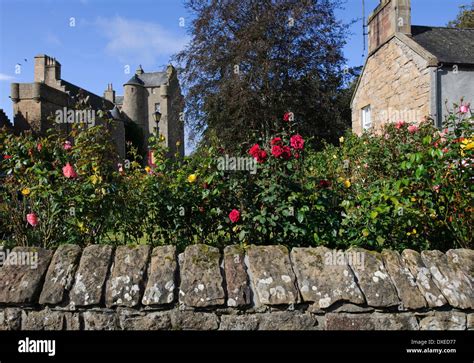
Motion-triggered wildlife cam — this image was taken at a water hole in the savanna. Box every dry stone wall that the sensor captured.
[0,244,472,331]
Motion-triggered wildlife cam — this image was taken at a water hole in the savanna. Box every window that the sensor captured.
[155,103,161,113]
[362,105,371,130]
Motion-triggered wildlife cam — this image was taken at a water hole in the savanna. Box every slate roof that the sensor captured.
[411,26,474,65]
[124,72,168,87]
[61,80,115,110]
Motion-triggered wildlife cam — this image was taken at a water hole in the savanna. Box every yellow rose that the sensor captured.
[344,179,351,188]
[21,188,31,196]
[145,166,151,174]
[187,174,197,183]
[461,138,473,151]
[90,175,101,185]
[339,136,344,144]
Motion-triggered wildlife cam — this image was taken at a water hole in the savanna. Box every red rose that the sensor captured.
[271,137,282,146]
[37,143,42,152]
[255,150,267,163]
[283,112,293,122]
[249,144,261,157]
[290,134,304,150]
[282,146,292,160]
[229,209,240,223]
[319,180,331,188]
[3,155,12,159]
[271,145,283,158]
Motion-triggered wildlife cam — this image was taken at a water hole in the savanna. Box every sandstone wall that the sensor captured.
[352,37,432,135]
[0,244,472,331]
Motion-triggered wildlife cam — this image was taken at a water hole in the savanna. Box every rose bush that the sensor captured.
[0,103,472,251]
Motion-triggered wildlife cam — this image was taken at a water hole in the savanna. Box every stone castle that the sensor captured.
[3,54,184,158]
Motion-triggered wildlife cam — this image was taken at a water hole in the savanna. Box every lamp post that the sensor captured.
[153,110,161,135]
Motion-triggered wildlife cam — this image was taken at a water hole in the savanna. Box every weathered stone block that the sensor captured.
[0,247,53,304]
[326,313,418,330]
[39,244,82,305]
[446,249,474,284]
[179,244,225,307]
[291,247,365,308]
[246,245,299,306]
[219,314,259,330]
[258,312,319,330]
[171,310,219,330]
[419,312,466,330]
[83,311,117,330]
[381,249,426,310]
[105,245,150,308]
[347,248,399,308]
[142,246,177,306]
[401,249,447,307]
[223,245,251,307]
[421,250,473,309]
[119,310,172,330]
[467,314,474,330]
[70,245,113,307]
[21,308,76,330]
[0,308,21,330]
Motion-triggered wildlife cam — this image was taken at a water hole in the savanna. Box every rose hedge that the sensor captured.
[0,106,472,251]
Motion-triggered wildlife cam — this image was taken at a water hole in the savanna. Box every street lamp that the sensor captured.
[153,110,161,135]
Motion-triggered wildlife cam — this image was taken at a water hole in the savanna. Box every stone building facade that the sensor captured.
[352,0,474,134]
[8,54,184,158]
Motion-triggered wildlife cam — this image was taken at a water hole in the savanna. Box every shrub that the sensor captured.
[1,104,472,251]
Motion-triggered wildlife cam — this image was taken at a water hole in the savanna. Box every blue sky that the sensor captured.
[0,0,468,127]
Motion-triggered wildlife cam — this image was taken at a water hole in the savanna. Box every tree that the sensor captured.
[175,0,352,152]
[448,3,474,28]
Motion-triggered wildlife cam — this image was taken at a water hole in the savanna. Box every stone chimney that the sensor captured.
[104,83,116,103]
[34,54,61,86]
[368,0,411,54]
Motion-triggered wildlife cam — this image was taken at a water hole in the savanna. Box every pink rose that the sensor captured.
[460,104,470,114]
[63,141,72,150]
[26,213,38,227]
[62,162,78,179]
[283,112,293,122]
[395,121,405,129]
[229,209,240,223]
[290,134,305,150]
[37,143,42,152]
[408,125,419,134]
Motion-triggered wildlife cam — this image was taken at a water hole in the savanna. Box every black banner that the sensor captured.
[0,330,472,362]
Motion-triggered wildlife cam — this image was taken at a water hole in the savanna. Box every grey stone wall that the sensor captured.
[0,244,472,331]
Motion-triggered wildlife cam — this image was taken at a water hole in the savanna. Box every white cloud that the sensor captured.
[0,73,15,82]
[95,16,189,66]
